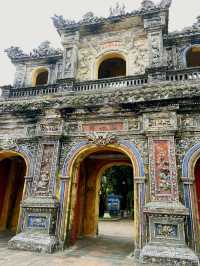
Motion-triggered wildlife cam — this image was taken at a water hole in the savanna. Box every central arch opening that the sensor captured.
[98,56,126,79]
[67,147,135,258]
[32,68,49,86]
[0,151,26,234]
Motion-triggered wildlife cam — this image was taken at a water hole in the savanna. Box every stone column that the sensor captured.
[134,176,146,258]
[140,112,199,265]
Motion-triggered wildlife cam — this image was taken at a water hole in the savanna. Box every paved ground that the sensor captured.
[0,220,146,266]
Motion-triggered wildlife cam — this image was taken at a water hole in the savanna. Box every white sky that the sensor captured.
[0,0,200,86]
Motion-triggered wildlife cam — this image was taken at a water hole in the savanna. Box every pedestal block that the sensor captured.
[140,202,199,265]
[8,196,59,253]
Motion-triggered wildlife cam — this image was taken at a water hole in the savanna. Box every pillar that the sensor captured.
[8,109,63,253]
[134,176,146,258]
[140,111,199,265]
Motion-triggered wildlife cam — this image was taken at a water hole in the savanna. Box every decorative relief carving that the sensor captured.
[28,216,47,229]
[87,132,117,146]
[149,138,178,201]
[36,144,55,194]
[150,33,161,66]
[64,48,73,74]
[0,137,18,150]
[128,119,140,130]
[155,223,178,239]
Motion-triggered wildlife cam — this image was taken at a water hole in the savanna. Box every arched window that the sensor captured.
[98,56,126,79]
[35,70,48,85]
[32,68,49,86]
[186,46,200,67]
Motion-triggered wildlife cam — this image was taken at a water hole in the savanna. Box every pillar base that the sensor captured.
[8,232,59,253]
[140,244,199,265]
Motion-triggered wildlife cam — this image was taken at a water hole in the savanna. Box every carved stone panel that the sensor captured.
[180,114,200,130]
[81,121,124,132]
[143,112,177,132]
[32,142,60,196]
[36,144,55,194]
[148,32,163,66]
[149,137,178,201]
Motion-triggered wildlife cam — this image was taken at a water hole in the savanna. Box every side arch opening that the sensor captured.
[0,151,27,233]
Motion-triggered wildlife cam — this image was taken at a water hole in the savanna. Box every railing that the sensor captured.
[74,75,148,91]
[2,74,148,99]
[1,67,200,100]
[166,67,200,82]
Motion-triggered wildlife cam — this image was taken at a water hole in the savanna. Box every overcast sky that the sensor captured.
[0,0,200,86]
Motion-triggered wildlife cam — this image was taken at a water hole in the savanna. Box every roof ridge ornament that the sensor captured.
[159,0,172,9]
[109,2,126,17]
[51,14,76,28]
[5,47,28,60]
[5,41,62,61]
[141,0,155,9]
[193,16,200,29]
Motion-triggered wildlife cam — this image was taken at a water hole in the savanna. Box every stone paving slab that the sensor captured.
[0,220,157,266]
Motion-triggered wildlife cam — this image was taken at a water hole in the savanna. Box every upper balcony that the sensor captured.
[0,67,200,101]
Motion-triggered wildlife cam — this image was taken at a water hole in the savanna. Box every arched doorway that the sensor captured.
[60,140,145,259]
[65,148,135,257]
[0,151,27,234]
[69,150,133,243]
[186,46,200,67]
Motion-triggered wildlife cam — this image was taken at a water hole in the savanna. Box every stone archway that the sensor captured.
[59,139,145,254]
[0,151,27,234]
